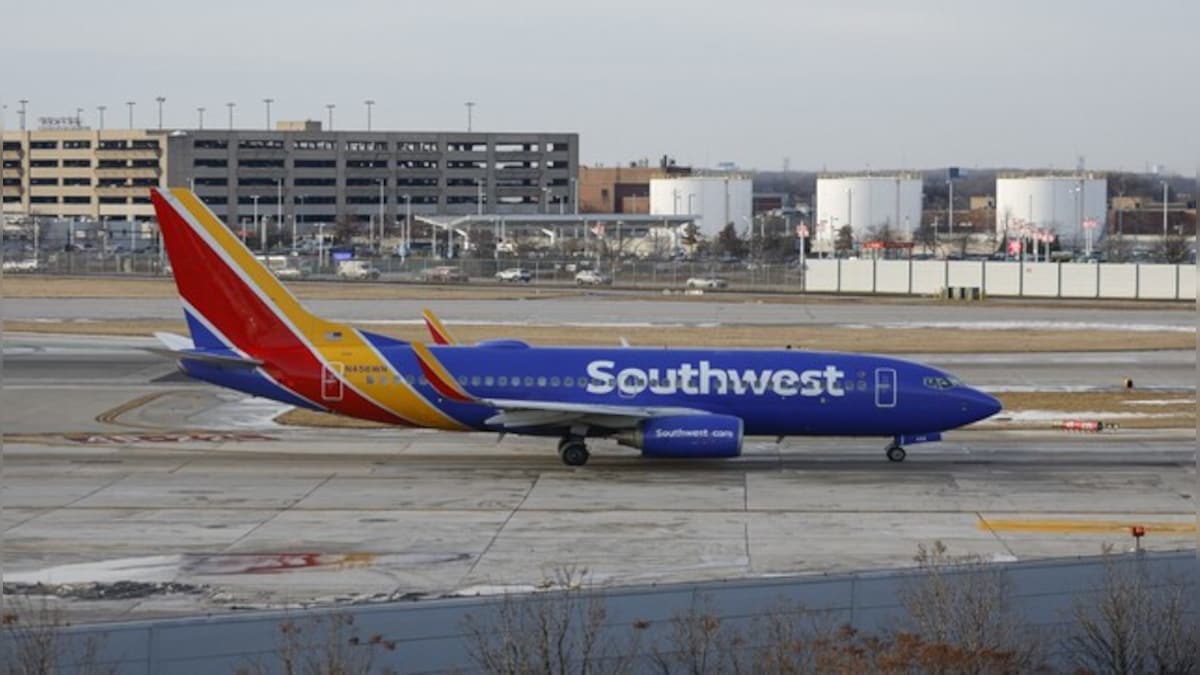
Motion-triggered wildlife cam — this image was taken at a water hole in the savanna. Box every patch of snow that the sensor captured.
[8,555,183,584]
[1002,410,1179,422]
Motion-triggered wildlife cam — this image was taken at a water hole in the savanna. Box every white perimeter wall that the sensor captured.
[794,260,1192,300]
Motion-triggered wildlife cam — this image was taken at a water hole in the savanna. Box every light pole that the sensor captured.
[252,195,262,254]
[476,177,484,216]
[262,98,274,129]
[18,99,27,130]
[1161,181,1169,237]
[226,102,235,130]
[197,107,205,129]
[571,176,578,215]
[96,105,106,131]
[377,178,385,252]
[403,193,411,255]
[155,96,165,129]
[126,101,135,129]
[947,178,954,235]
[294,194,304,255]
[276,178,283,252]
[364,99,375,131]
[326,104,335,130]
[465,101,475,132]
[75,107,83,125]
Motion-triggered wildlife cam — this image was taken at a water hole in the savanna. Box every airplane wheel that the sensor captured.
[561,442,590,467]
[886,445,907,463]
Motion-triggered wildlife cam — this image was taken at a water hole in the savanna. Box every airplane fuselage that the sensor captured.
[183,337,998,438]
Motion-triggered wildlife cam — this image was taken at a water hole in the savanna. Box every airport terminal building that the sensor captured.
[1,122,579,227]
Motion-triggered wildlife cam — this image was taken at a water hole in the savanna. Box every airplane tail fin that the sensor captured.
[149,188,334,356]
[422,308,458,345]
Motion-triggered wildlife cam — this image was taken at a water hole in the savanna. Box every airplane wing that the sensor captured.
[481,398,707,430]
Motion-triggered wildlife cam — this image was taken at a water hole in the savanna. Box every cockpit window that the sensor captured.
[923,375,960,390]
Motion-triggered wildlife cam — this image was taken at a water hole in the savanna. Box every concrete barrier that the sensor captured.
[15,551,1194,674]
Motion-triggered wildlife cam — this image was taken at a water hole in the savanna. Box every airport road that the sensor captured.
[0,334,1196,620]
[3,296,1195,330]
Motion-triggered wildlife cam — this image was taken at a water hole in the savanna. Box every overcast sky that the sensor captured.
[2,0,1196,173]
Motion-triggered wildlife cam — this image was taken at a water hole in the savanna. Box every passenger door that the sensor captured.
[874,368,897,408]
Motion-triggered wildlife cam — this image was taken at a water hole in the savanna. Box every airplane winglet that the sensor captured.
[422,308,458,345]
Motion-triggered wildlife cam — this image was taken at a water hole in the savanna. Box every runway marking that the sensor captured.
[979,517,1196,535]
[4,432,277,446]
[95,391,175,427]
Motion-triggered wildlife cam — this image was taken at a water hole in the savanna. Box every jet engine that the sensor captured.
[615,415,743,458]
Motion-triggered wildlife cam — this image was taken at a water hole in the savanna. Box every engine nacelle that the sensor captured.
[615,415,743,458]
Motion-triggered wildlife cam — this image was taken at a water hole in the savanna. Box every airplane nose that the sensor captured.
[964,388,1002,421]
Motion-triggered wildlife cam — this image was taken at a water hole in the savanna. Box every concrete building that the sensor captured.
[578,161,691,214]
[648,175,752,236]
[2,123,579,229]
[2,129,166,220]
[994,173,1107,246]
[814,174,923,250]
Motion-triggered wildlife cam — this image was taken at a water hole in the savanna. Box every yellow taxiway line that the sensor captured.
[979,518,1196,535]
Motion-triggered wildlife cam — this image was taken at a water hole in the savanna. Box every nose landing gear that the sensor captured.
[885,442,907,463]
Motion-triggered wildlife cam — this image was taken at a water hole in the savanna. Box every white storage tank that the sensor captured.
[995,174,1107,248]
[649,176,753,237]
[814,175,923,251]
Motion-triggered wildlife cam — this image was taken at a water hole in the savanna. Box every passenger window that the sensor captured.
[458,375,468,385]
[564,376,574,386]
[499,376,508,386]
[419,376,429,386]
[524,376,533,386]
[470,376,481,386]
[484,376,495,386]
[550,376,561,387]
[537,376,547,387]
[366,375,374,385]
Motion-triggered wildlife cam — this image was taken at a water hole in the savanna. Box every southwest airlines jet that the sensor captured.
[148,188,1001,466]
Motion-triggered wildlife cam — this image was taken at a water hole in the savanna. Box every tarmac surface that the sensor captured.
[1,333,1196,620]
[5,295,1196,331]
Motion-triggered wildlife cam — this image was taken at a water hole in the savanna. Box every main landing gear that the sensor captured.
[885,442,907,463]
[558,436,590,467]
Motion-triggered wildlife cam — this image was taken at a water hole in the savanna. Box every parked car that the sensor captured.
[1,258,39,273]
[686,276,729,290]
[423,266,469,283]
[574,269,612,286]
[495,267,532,283]
[336,259,381,280]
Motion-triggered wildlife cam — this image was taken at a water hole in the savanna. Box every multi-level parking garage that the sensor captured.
[1,123,579,227]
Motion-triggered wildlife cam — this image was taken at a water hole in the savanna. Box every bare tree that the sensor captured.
[1151,228,1193,264]
[1063,547,1199,675]
[1102,232,1135,263]
[714,223,746,258]
[834,225,855,255]
[237,611,397,675]
[1,596,113,675]
[462,567,628,675]
[897,541,1041,673]
[649,594,745,675]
